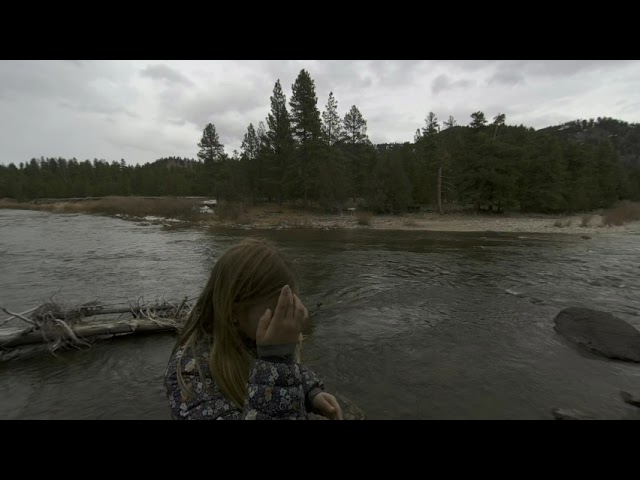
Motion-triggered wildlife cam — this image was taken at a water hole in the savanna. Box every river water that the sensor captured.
[1,209,639,419]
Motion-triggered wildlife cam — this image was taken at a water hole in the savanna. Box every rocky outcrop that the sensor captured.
[554,307,640,363]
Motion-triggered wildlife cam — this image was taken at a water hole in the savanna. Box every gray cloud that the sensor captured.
[104,134,160,154]
[310,60,377,95]
[436,60,635,83]
[166,83,267,129]
[0,61,138,119]
[514,60,634,76]
[620,102,640,114]
[140,64,193,86]
[489,70,525,86]
[367,60,426,87]
[59,100,123,115]
[432,74,473,94]
[168,118,187,126]
[430,60,498,72]
[1,60,639,165]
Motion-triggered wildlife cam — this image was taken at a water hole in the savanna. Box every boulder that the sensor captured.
[554,307,640,363]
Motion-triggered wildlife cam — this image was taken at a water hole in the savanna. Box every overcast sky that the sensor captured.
[1,60,639,166]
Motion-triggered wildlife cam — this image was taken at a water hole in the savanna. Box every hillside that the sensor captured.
[539,117,640,167]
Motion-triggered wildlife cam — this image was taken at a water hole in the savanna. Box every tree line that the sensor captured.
[1,69,639,213]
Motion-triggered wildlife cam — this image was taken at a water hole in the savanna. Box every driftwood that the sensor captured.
[77,304,177,317]
[0,317,181,349]
[0,296,193,356]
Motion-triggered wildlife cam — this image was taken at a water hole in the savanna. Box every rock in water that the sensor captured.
[551,408,595,420]
[620,391,640,408]
[554,307,640,363]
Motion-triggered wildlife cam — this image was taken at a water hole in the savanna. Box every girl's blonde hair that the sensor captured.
[174,238,301,407]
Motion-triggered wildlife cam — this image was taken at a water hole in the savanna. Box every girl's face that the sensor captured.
[236,295,279,340]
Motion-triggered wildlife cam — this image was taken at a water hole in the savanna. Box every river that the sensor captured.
[1,209,639,419]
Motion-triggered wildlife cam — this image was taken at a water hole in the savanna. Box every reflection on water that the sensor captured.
[1,210,639,419]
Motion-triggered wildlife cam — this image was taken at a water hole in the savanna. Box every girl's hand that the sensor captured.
[312,392,344,420]
[256,285,308,346]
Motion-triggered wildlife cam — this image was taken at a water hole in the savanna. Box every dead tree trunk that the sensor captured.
[437,166,443,214]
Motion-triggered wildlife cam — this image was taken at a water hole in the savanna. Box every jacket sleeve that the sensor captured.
[298,363,325,411]
[165,345,307,420]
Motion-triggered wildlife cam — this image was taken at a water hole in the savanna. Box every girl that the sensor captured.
[164,238,343,420]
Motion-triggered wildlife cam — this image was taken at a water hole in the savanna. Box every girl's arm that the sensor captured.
[165,345,307,420]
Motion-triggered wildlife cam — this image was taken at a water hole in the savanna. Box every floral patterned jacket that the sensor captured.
[164,340,324,420]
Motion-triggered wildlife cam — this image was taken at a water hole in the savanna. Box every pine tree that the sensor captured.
[290,69,323,204]
[265,80,295,203]
[289,69,323,144]
[470,111,488,129]
[241,123,260,161]
[241,123,261,201]
[343,105,369,144]
[197,123,225,163]
[422,112,440,138]
[518,134,567,212]
[266,80,294,154]
[322,92,343,146]
[256,121,268,150]
[443,116,457,129]
[493,113,506,139]
[367,150,412,213]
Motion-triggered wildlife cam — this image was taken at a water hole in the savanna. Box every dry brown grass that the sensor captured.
[403,218,419,227]
[356,211,372,226]
[553,218,572,228]
[601,202,640,227]
[215,202,245,221]
[0,196,204,221]
[580,214,594,228]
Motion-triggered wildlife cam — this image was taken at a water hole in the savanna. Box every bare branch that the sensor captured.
[0,306,39,327]
[0,307,38,327]
[49,288,63,304]
[53,319,91,348]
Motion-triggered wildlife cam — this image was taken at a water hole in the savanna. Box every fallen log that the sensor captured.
[0,317,182,349]
[78,304,176,317]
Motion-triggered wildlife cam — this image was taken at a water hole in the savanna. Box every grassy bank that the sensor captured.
[1,197,639,234]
